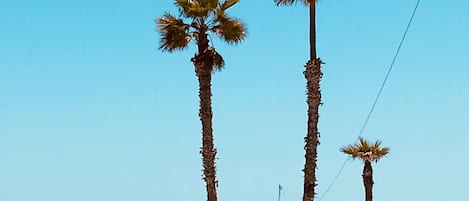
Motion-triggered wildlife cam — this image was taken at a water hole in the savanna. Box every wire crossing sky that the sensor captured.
[357,0,422,138]
[317,2,422,200]
[1,1,468,201]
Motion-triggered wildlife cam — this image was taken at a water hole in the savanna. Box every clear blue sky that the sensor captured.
[1,0,468,201]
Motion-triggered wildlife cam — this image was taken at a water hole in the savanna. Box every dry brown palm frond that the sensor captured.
[340,137,390,162]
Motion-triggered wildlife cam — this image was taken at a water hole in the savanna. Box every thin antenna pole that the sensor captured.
[278,184,282,201]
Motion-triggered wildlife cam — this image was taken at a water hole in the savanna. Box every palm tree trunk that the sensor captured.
[362,160,373,201]
[302,59,322,201]
[303,2,322,201]
[309,1,316,60]
[194,31,218,201]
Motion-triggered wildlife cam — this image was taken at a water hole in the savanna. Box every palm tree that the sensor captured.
[156,1,246,201]
[340,137,390,201]
[274,1,322,201]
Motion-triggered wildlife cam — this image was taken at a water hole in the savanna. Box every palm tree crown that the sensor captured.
[157,0,246,69]
[341,137,390,162]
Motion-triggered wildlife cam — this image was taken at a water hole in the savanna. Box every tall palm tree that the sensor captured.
[274,1,322,201]
[340,137,390,201]
[156,1,246,201]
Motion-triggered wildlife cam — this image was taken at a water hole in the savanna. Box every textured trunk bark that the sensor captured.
[194,29,218,201]
[302,58,322,201]
[363,160,373,201]
[197,68,217,201]
[303,2,321,201]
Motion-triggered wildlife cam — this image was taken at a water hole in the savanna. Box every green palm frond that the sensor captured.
[156,0,246,65]
[176,0,218,18]
[340,137,390,162]
[157,13,191,52]
[212,17,246,44]
[212,4,246,44]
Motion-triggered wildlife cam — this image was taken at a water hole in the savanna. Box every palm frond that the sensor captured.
[220,0,239,10]
[359,137,370,151]
[210,47,225,69]
[156,13,191,52]
[340,145,360,159]
[341,137,390,162]
[175,0,218,18]
[157,0,246,64]
[274,0,316,6]
[274,0,295,6]
[212,11,246,44]
[200,0,219,9]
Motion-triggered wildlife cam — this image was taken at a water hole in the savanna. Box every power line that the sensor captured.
[317,1,421,200]
[357,0,421,138]
[317,158,349,201]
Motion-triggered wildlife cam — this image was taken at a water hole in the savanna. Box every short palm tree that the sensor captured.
[274,1,322,201]
[341,137,390,201]
[156,1,246,201]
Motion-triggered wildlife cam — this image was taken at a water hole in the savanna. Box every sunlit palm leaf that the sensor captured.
[200,0,219,9]
[212,13,246,44]
[157,13,191,52]
[157,0,245,68]
[176,0,218,18]
[340,137,390,162]
[220,0,239,10]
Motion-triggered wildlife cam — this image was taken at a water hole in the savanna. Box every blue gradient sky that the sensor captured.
[1,0,468,201]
